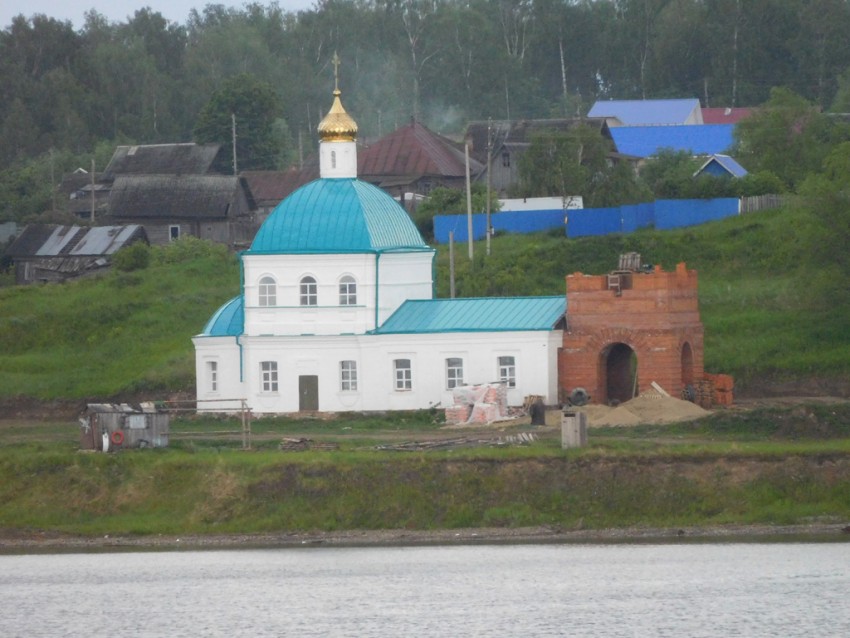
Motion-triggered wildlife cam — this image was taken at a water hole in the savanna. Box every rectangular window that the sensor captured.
[498,356,516,388]
[261,361,278,393]
[446,357,464,389]
[339,277,357,306]
[300,277,317,306]
[501,152,511,168]
[169,225,180,241]
[394,359,412,391]
[207,361,218,392]
[340,360,358,391]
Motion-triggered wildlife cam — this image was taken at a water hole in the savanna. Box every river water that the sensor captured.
[1,542,848,637]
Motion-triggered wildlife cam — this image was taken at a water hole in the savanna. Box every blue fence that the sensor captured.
[432,198,740,243]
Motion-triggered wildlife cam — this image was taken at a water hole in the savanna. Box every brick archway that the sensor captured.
[560,262,705,405]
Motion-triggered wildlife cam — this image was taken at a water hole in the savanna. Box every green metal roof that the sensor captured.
[372,296,566,334]
[248,178,430,254]
[200,296,243,337]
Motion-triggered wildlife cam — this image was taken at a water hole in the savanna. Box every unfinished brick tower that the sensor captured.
[560,255,705,405]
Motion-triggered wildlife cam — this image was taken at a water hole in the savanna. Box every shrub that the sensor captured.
[112,242,151,272]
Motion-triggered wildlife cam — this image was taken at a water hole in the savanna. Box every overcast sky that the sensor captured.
[2,0,317,30]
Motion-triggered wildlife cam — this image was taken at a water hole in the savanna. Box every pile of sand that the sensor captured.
[572,391,710,427]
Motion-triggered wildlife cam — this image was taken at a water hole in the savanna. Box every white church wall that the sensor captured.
[230,329,559,414]
[375,251,435,324]
[243,251,434,336]
[193,336,246,411]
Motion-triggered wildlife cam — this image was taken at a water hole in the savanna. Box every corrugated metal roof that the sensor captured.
[701,107,753,124]
[248,178,430,254]
[610,124,735,158]
[588,99,702,126]
[372,296,566,334]
[6,224,146,258]
[69,225,145,255]
[695,154,748,178]
[36,226,83,256]
[200,296,244,336]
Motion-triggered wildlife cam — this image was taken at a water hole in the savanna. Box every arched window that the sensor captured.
[339,275,357,305]
[258,276,276,307]
[331,150,337,169]
[300,276,317,306]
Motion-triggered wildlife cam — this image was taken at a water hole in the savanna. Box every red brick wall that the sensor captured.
[561,262,705,404]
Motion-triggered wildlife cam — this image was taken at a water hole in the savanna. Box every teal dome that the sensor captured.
[200,296,243,337]
[248,178,429,254]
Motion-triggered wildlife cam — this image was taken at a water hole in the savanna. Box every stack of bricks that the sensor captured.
[443,383,508,425]
[705,373,734,406]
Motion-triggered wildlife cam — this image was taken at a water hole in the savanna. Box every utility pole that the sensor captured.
[486,118,492,256]
[49,148,56,212]
[449,231,455,299]
[465,143,473,260]
[90,159,96,223]
[231,113,238,175]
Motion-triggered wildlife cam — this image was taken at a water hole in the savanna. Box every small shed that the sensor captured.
[79,403,169,451]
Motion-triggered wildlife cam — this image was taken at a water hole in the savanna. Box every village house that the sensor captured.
[4,223,148,285]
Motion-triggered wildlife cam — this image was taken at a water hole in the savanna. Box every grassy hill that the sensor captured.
[1,205,847,402]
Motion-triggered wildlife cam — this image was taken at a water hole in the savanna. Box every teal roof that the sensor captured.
[372,296,566,334]
[248,178,430,254]
[200,296,243,337]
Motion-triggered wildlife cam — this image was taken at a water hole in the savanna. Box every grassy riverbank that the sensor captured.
[2,404,849,542]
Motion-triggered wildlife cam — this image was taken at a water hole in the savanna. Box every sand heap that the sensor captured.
[573,390,710,427]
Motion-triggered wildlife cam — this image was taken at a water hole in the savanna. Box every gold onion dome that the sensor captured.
[317,89,358,142]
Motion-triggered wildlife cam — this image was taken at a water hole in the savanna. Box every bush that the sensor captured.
[112,242,151,272]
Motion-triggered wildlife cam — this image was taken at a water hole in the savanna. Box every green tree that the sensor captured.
[516,125,646,206]
[413,184,499,240]
[193,73,285,172]
[798,142,850,309]
[734,87,850,190]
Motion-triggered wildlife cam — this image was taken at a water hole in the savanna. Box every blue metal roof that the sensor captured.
[372,296,566,334]
[695,154,748,178]
[248,178,430,254]
[200,296,243,337]
[588,99,701,126]
[610,124,735,158]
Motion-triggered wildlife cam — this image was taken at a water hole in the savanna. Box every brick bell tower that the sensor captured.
[559,254,705,405]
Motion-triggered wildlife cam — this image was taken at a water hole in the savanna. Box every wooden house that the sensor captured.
[4,224,148,285]
[105,174,256,247]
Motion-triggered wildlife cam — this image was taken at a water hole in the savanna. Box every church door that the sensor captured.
[299,375,319,411]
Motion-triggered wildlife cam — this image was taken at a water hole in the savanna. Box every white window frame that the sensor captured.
[394,359,412,391]
[260,361,278,393]
[300,276,317,306]
[207,360,218,393]
[169,225,180,241]
[258,275,277,307]
[340,360,358,392]
[339,275,357,306]
[446,357,464,389]
[498,355,516,388]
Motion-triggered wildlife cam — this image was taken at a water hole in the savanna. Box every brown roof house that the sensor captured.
[4,224,148,285]
[358,120,483,206]
[105,174,256,247]
[241,121,481,216]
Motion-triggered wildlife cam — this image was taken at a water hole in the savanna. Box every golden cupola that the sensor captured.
[317,88,358,143]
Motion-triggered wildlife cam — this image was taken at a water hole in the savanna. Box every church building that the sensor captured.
[193,81,566,415]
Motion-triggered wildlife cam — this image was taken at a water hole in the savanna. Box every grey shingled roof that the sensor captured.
[103,143,221,180]
[107,175,241,219]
